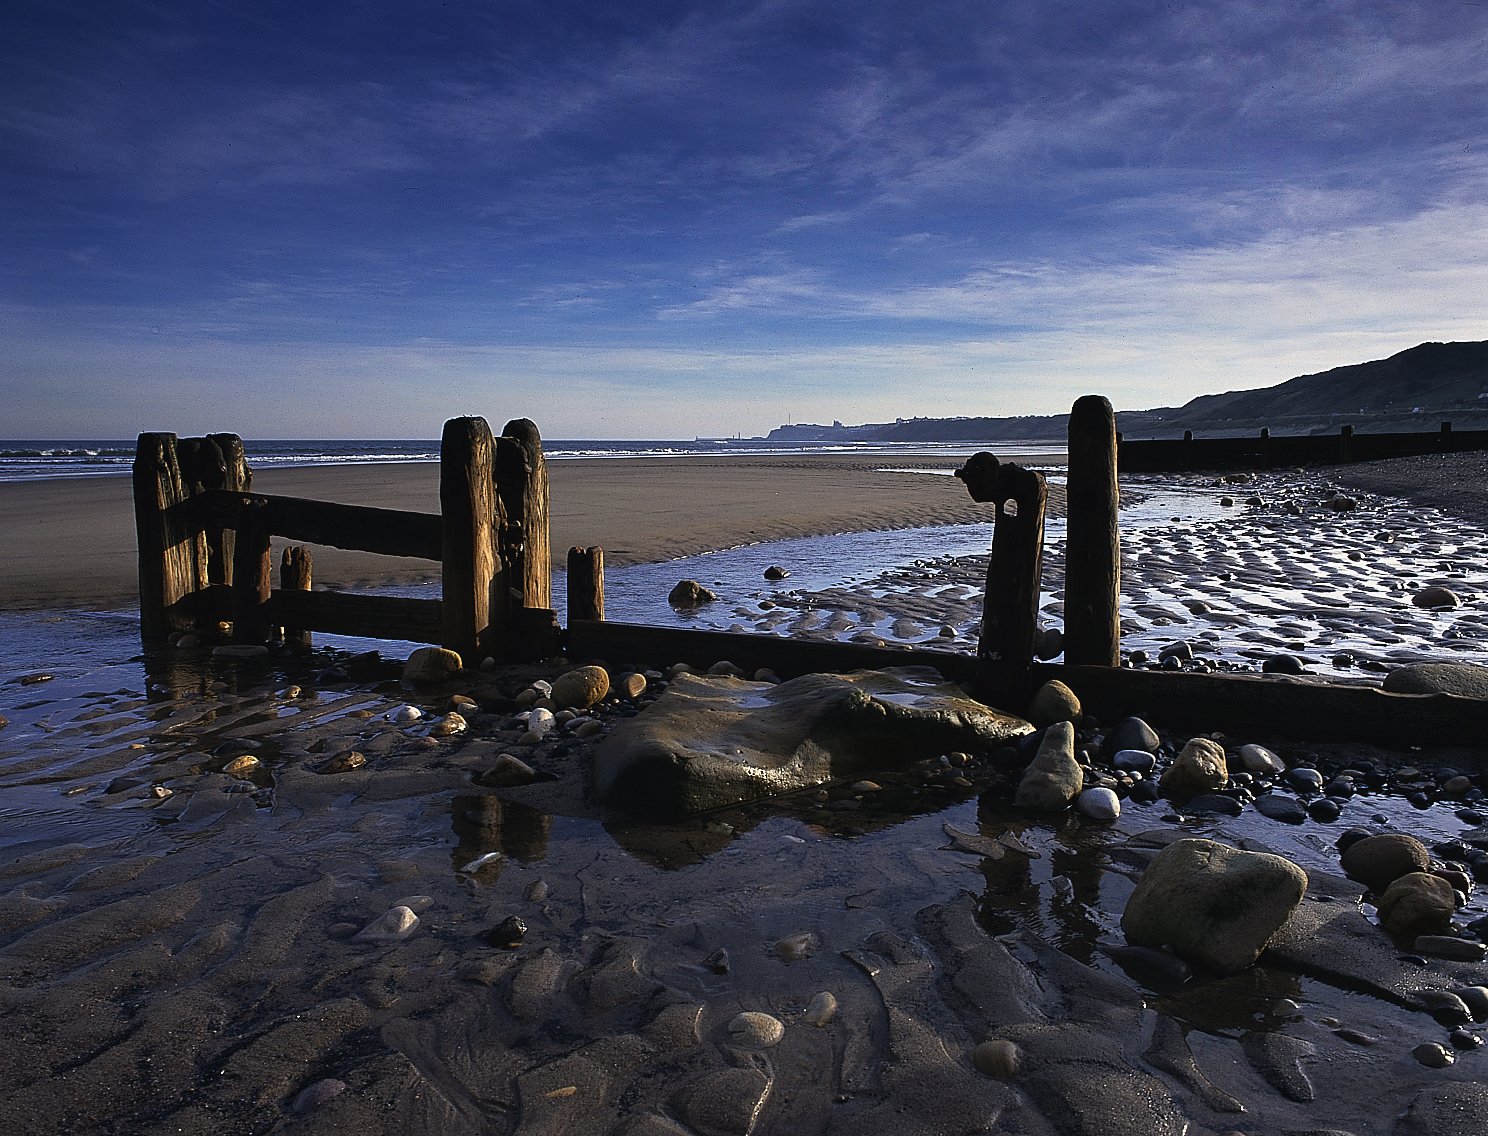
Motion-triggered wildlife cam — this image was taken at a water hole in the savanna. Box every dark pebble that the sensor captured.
[1450,1028,1483,1049]
[1307,798,1343,823]
[1408,791,1433,809]
[1104,944,1192,990]
[485,915,527,949]
[1129,779,1160,804]
[1186,793,1245,817]
[1262,653,1306,674]
[1459,809,1485,824]
[1254,794,1308,824]
[1333,1027,1378,1046]
[1336,827,1374,853]
[703,948,730,974]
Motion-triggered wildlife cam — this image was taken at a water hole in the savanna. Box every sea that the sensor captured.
[0,438,1063,484]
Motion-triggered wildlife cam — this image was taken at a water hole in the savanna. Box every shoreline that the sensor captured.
[0,452,1063,614]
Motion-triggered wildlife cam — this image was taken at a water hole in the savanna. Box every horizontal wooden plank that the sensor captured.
[1037,663,1488,747]
[269,589,442,642]
[566,620,977,682]
[194,490,442,560]
[1118,427,1488,473]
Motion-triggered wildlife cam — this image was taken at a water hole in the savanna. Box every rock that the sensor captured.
[1237,743,1285,775]
[317,750,366,774]
[486,915,527,948]
[1254,794,1308,824]
[1453,985,1488,1019]
[551,665,610,709]
[1104,717,1160,756]
[1307,797,1343,823]
[668,579,718,607]
[763,565,790,580]
[1033,626,1064,660]
[391,704,423,725]
[1077,787,1121,822]
[1403,1082,1488,1135]
[1286,766,1324,793]
[1384,662,1488,699]
[1415,935,1487,962]
[1112,749,1156,774]
[222,754,261,779]
[354,905,420,943]
[1376,873,1456,936]
[428,712,467,737]
[1160,738,1228,797]
[403,646,462,684]
[593,667,1033,816]
[1411,1042,1455,1068]
[972,1039,1023,1080]
[726,1011,784,1048]
[1340,833,1431,892]
[291,1078,347,1115]
[1412,586,1462,610]
[1158,641,1194,663]
[616,672,648,700]
[684,1067,771,1135]
[1323,495,1358,511]
[523,707,556,739]
[1262,653,1306,675]
[1015,722,1083,812]
[1121,837,1307,973]
[480,754,536,787]
[1026,679,1081,727]
[803,992,837,1026]
[773,931,818,961]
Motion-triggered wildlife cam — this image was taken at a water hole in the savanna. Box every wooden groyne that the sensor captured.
[1117,420,1488,473]
[134,403,1488,746]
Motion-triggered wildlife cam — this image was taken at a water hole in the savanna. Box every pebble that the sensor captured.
[1254,794,1308,824]
[485,915,527,948]
[1450,1028,1483,1049]
[1411,1041,1455,1068]
[1237,743,1285,776]
[222,754,261,779]
[1076,786,1121,822]
[972,1038,1023,1080]
[1270,998,1302,1018]
[703,948,730,974]
[1307,798,1343,823]
[774,931,819,961]
[390,704,423,724]
[1414,935,1487,961]
[317,750,366,774]
[354,905,420,943]
[803,992,838,1026]
[525,880,550,902]
[616,672,648,700]
[1287,767,1324,793]
[727,1011,785,1048]
[1112,749,1156,774]
[428,712,467,737]
[459,851,504,873]
[1453,985,1488,1020]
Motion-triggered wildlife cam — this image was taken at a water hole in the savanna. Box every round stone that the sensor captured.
[1412,1041,1456,1068]
[1412,586,1462,610]
[552,665,610,709]
[972,1038,1023,1080]
[1341,833,1431,892]
[1077,787,1121,822]
[803,992,838,1026]
[727,1011,785,1048]
[1113,749,1156,774]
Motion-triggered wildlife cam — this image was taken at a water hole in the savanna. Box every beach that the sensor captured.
[2,453,1488,1134]
[0,453,1063,613]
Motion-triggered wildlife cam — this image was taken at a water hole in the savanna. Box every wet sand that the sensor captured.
[0,453,1063,613]
[2,455,1487,1134]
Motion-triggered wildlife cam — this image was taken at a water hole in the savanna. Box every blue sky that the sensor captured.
[5,1,1487,438]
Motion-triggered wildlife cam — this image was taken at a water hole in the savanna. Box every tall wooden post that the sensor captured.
[497,418,551,611]
[230,498,272,644]
[567,546,605,623]
[1065,395,1121,666]
[134,433,209,643]
[280,546,313,650]
[442,417,502,664]
[1182,430,1193,470]
[1339,424,1353,463]
[1259,427,1271,470]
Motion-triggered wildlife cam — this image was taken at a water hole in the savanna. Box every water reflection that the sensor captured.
[450,794,553,876]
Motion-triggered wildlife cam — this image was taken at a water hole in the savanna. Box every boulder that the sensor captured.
[668,579,718,606]
[403,646,462,685]
[1383,662,1488,699]
[1014,722,1083,812]
[1340,833,1431,893]
[1376,872,1455,937]
[1160,738,1228,797]
[1411,586,1462,610]
[1026,679,1080,727]
[1121,838,1307,973]
[552,665,610,709]
[592,668,1034,816]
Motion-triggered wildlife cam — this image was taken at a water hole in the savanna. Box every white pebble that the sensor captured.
[391,704,422,724]
[354,905,420,943]
[1076,787,1121,822]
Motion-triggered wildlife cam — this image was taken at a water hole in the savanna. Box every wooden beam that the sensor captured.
[1065,395,1121,666]
[192,490,442,560]
[441,416,502,664]
[133,433,209,642]
[269,589,442,642]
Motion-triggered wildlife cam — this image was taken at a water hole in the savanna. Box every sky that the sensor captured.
[5,0,1488,439]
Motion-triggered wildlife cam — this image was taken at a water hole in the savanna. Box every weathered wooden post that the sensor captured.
[1259,427,1271,470]
[496,418,551,611]
[176,433,252,586]
[1065,395,1121,666]
[230,497,272,644]
[955,453,1046,699]
[134,433,210,643]
[567,546,605,623]
[442,417,502,664]
[1339,424,1353,463]
[1182,430,1193,470]
[280,546,313,650]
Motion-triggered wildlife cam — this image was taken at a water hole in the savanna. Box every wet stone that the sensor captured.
[725,1011,784,1048]
[486,915,528,949]
[972,1038,1022,1080]
[1411,1042,1455,1068]
[1414,935,1487,962]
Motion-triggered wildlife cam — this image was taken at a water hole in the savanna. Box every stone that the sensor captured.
[1262,653,1306,675]
[803,992,837,1025]
[1104,717,1160,756]
[616,672,648,700]
[1121,837,1307,973]
[1015,722,1083,812]
[291,1078,347,1115]
[1159,641,1194,663]
[1376,873,1456,936]
[1411,1042,1455,1068]
[317,750,366,774]
[1287,766,1324,793]
[1412,586,1462,610]
[479,754,536,787]
[972,1039,1023,1080]
[1415,935,1487,962]
[1033,626,1064,660]
[523,707,556,739]
[403,646,463,684]
[354,905,420,943]
[486,915,527,948]
[391,704,423,725]
[1254,794,1307,824]
[763,565,790,580]
[1237,743,1285,775]
[428,712,468,737]
[1403,1082,1488,1135]
[222,754,261,779]
[1340,833,1431,892]
[726,1011,784,1048]
[1077,787,1121,822]
[552,665,610,709]
[1383,662,1488,699]
[1026,679,1081,727]
[593,667,1033,816]
[668,579,718,606]
[1112,749,1156,774]
[1160,738,1228,797]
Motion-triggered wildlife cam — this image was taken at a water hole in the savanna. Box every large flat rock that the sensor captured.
[591,667,1033,816]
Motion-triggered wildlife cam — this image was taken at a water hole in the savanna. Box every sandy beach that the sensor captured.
[1,453,1487,1134]
[0,453,1064,612]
